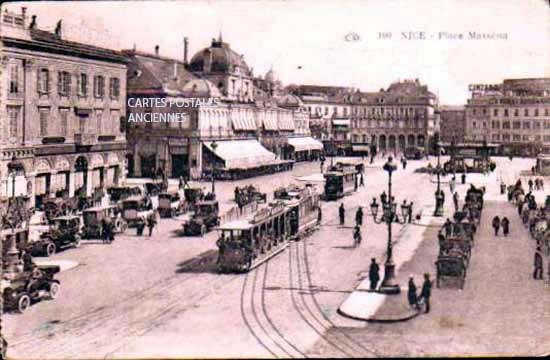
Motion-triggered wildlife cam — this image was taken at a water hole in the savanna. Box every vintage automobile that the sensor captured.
[404,146,426,160]
[120,196,155,227]
[435,255,467,289]
[2,264,61,313]
[182,200,220,236]
[145,181,166,196]
[27,216,82,257]
[184,187,204,210]
[82,205,128,238]
[158,191,186,218]
[42,196,79,221]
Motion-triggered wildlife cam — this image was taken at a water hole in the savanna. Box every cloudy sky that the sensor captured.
[4,0,550,104]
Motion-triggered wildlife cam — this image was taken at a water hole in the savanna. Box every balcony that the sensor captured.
[74,133,97,146]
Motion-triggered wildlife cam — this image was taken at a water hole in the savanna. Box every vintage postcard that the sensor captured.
[0,0,549,358]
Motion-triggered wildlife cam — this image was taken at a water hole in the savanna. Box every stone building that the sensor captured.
[465,78,550,155]
[350,79,439,154]
[439,105,466,144]
[0,8,127,208]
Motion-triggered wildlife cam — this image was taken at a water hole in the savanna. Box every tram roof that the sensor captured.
[217,219,254,230]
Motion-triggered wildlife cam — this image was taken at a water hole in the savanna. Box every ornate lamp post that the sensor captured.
[4,159,23,276]
[369,156,407,294]
[433,137,444,217]
[210,140,218,194]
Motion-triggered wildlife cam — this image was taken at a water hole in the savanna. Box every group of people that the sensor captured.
[528,178,545,192]
[136,212,158,237]
[491,216,511,237]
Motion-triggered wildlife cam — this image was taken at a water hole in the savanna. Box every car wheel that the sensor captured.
[73,235,81,248]
[46,242,56,257]
[48,282,60,299]
[200,225,206,236]
[17,294,31,313]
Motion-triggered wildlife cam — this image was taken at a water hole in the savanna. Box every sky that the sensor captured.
[3,0,550,104]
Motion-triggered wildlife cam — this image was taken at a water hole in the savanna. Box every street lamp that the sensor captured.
[433,139,444,217]
[369,156,405,294]
[210,140,218,194]
[4,158,23,275]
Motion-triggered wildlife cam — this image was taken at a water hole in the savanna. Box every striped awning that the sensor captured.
[332,119,350,127]
[288,137,324,152]
[203,140,277,170]
[263,118,278,131]
[279,117,295,131]
[231,118,256,131]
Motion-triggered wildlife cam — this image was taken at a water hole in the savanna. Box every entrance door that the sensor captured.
[171,154,189,178]
[141,154,156,178]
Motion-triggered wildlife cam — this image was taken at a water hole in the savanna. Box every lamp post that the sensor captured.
[5,160,22,276]
[433,137,444,217]
[210,140,218,194]
[369,156,408,294]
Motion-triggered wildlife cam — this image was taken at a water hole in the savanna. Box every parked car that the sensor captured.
[82,205,128,238]
[2,264,61,313]
[28,216,82,257]
[120,196,155,227]
[182,200,220,236]
[404,146,426,160]
[158,191,187,218]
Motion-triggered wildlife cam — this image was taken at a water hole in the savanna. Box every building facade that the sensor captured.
[350,79,440,153]
[1,8,127,208]
[439,105,466,144]
[465,78,550,155]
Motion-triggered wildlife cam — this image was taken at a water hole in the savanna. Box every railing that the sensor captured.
[219,200,258,225]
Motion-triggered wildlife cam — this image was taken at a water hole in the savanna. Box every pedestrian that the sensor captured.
[529,179,533,192]
[403,159,407,169]
[408,201,413,223]
[408,276,420,310]
[541,178,545,191]
[178,176,184,190]
[534,247,544,279]
[355,206,363,227]
[501,216,510,236]
[453,191,459,212]
[320,160,324,173]
[360,173,364,187]
[461,173,466,185]
[368,258,380,291]
[444,218,453,237]
[147,213,156,237]
[353,225,362,247]
[420,273,432,313]
[136,218,145,236]
[339,203,345,226]
[492,216,501,236]
[380,191,387,206]
[317,206,322,225]
[450,176,456,194]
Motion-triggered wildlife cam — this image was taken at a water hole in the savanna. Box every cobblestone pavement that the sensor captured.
[5,156,549,358]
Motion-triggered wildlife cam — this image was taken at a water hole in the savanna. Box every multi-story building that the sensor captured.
[465,78,550,155]
[124,38,319,179]
[350,79,440,153]
[1,8,127,208]
[440,105,466,144]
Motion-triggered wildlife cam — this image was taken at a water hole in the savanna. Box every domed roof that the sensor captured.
[182,78,222,98]
[275,93,303,109]
[189,37,251,75]
[265,68,279,83]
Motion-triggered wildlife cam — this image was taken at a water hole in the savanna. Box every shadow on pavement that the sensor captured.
[175,249,219,274]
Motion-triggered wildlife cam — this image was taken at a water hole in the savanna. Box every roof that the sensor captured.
[181,78,222,98]
[83,205,117,212]
[288,137,324,151]
[218,219,252,230]
[3,29,126,64]
[189,38,251,75]
[51,215,80,221]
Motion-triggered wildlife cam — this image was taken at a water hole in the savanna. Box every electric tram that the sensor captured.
[323,167,358,201]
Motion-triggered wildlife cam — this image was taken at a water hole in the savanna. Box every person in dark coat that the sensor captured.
[407,202,414,223]
[528,179,534,192]
[368,258,380,290]
[420,273,433,313]
[453,191,459,212]
[136,218,145,236]
[355,206,363,227]
[534,247,544,279]
[359,173,364,187]
[501,217,510,236]
[492,216,501,236]
[317,206,322,225]
[408,276,419,310]
[353,226,362,247]
[339,203,345,225]
[444,218,453,237]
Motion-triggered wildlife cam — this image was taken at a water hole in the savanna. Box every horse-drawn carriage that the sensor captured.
[234,185,267,207]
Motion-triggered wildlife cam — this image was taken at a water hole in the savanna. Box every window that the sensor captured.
[343,107,348,116]
[77,73,88,96]
[534,122,541,130]
[504,109,509,117]
[94,75,105,98]
[546,121,550,129]
[109,78,120,99]
[545,108,549,117]
[513,121,521,129]
[492,121,500,129]
[9,63,19,94]
[523,121,530,129]
[39,109,50,136]
[483,122,487,128]
[493,109,498,117]
[483,108,487,115]
[473,109,477,116]
[535,109,539,117]
[514,109,519,117]
[523,135,530,141]
[492,134,500,141]
[38,68,50,93]
[524,109,529,116]
[472,121,477,128]
[535,135,541,142]
[79,115,87,134]
[59,109,68,136]
[7,106,20,138]
[502,134,510,141]
[96,110,104,134]
[324,107,328,115]
[57,71,71,95]
[502,121,510,129]
[513,134,521,141]
[544,135,550,143]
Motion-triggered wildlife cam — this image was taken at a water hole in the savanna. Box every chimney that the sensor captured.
[29,15,36,29]
[184,37,189,66]
[154,45,159,56]
[21,7,26,16]
[54,20,62,39]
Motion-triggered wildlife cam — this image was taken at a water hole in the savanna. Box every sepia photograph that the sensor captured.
[0,0,549,358]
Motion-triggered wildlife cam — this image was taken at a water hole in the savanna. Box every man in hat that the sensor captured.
[420,273,433,313]
[355,206,364,227]
[408,275,420,310]
[534,247,544,280]
[368,258,380,291]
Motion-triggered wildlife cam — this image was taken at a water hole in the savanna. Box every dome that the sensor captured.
[275,93,303,109]
[265,69,279,83]
[189,38,251,75]
[182,78,222,98]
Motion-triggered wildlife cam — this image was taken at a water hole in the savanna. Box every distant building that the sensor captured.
[350,79,439,154]
[0,8,127,208]
[465,78,550,155]
[440,105,466,144]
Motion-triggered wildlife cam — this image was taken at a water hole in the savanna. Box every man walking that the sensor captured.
[359,173,365,187]
[353,226,362,247]
[355,206,364,227]
[529,178,534,192]
[420,273,432,313]
[453,191,459,212]
[501,216,510,237]
[492,216,501,236]
[408,201,414,223]
[317,206,322,225]
[450,176,456,194]
[339,203,345,226]
[408,275,419,310]
[368,258,380,291]
[444,218,453,237]
[534,247,544,279]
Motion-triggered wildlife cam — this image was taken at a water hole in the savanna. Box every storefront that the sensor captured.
[287,137,324,161]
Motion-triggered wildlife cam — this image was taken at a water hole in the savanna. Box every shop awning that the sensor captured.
[263,118,278,131]
[279,117,295,131]
[352,145,370,152]
[332,119,350,126]
[203,140,277,169]
[231,118,256,131]
[288,137,324,152]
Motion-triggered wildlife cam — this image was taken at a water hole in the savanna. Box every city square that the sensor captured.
[0,1,549,359]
